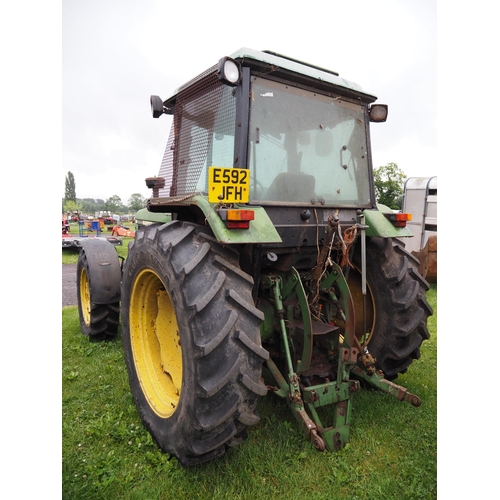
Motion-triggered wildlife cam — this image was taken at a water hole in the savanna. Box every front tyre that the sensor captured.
[77,249,120,341]
[121,221,268,466]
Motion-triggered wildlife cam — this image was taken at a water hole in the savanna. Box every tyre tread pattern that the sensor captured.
[355,237,432,379]
[122,222,268,465]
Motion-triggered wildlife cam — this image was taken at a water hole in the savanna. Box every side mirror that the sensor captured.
[150,95,165,118]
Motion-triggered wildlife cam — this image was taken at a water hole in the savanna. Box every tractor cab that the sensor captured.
[146,48,405,266]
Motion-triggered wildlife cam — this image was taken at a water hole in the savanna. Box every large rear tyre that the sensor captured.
[349,237,432,379]
[77,250,120,341]
[121,221,268,466]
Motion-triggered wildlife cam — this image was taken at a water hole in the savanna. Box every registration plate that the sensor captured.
[208,166,250,204]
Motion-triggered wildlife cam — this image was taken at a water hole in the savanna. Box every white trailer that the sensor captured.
[402,176,437,282]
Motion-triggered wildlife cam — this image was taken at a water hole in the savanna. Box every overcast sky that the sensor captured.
[62,0,437,204]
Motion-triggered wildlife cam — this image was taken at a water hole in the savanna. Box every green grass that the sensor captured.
[62,285,437,500]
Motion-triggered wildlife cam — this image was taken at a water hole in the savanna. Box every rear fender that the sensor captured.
[78,239,122,304]
[147,195,282,244]
[194,196,282,244]
[135,207,171,224]
[364,205,414,238]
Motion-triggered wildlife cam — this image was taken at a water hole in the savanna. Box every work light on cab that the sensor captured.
[217,208,255,229]
[369,104,388,122]
[217,57,241,86]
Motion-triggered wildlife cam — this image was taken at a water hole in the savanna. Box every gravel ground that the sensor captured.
[62,264,77,307]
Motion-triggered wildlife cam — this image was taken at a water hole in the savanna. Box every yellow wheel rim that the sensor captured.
[129,269,182,418]
[79,267,91,326]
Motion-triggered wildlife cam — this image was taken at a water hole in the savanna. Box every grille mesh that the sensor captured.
[157,65,233,198]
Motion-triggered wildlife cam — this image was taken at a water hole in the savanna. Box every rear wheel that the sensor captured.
[121,221,268,465]
[349,237,432,379]
[77,250,120,341]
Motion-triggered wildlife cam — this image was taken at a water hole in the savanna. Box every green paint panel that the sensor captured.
[364,206,414,238]
[194,197,282,244]
[302,381,352,408]
[135,208,171,224]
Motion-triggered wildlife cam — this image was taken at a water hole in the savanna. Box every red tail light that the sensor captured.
[217,209,255,230]
[384,212,412,227]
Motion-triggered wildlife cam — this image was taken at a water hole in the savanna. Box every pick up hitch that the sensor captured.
[263,271,357,453]
[262,265,422,455]
[351,364,421,407]
[350,335,421,407]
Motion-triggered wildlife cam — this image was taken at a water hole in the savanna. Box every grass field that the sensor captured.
[62,264,437,500]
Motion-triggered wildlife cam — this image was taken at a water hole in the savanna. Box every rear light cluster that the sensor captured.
[217,209,255,229]
[384,212,412,228]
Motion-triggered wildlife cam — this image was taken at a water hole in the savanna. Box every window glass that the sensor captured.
[249,77,371,206]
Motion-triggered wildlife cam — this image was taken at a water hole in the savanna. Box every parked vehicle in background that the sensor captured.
[111,225,135,237]
[62,218,70,235]
[402,176,437,282]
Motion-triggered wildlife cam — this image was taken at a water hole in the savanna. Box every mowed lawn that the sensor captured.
[62,251,437,500]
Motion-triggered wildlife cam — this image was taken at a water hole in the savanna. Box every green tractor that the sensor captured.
[76,48,432,466]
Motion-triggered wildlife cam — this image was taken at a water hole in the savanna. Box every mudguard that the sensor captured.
[152,195,282,244]
[78,238,122,304]
[135,207,171,224]
[364,204,414,238]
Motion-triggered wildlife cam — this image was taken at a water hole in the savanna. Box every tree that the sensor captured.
[128,193,146,212]
[81,198,100,214]
[64,199,82,215]
[373,162,407,210]
[65,171,76,201]
[104,195,125,213]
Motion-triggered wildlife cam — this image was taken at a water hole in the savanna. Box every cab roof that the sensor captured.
[231,48,370,95]
[165,47,377,107]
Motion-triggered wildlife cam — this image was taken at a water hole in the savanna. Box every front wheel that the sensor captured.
[349,237,432,379]
[121,221,269,465]
[77,248,120,341]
